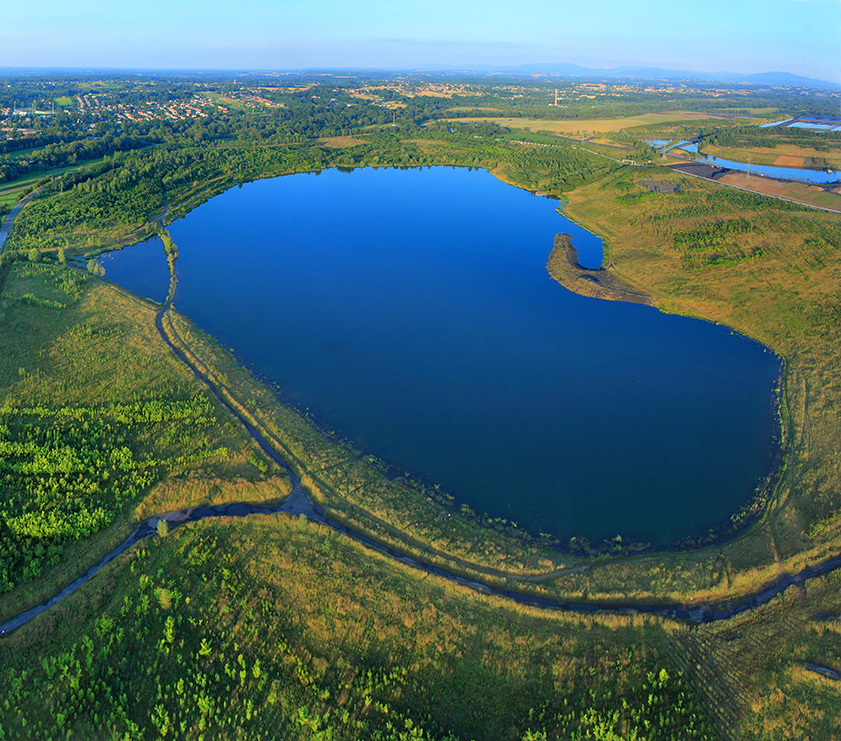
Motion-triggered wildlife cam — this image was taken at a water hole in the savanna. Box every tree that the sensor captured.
[27,248,40,262]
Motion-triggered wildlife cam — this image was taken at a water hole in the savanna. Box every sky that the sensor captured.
[3,0,841,82]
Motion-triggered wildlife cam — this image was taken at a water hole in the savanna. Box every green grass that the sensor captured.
[0,157,108,208]
[0,260,291,622]
[0,514,713,740]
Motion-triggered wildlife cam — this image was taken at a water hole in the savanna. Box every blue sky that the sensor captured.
[3,0,840,81]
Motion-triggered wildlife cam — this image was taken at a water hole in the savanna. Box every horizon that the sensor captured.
[3,0,840,84]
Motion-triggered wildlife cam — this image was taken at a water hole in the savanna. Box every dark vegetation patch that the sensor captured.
[639,179,679,194]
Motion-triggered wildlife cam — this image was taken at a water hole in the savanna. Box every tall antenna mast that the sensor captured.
[554,88,558,106]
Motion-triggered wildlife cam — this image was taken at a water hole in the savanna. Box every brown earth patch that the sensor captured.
[639,180,680,194]
[775,155,807,168]
[546,234,652,305]
[715,172,841,212]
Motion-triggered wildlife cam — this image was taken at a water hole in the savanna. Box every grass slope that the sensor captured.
[0,259,291,622]
[0,515,711,740]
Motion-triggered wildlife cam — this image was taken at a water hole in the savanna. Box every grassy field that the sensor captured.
[0,172,46,209]
[2,504,840,738]
[0,157,108,209]
[0,259,291,623]
[704,142,841,170]
[444,113,753,138]
[0,514,715,739]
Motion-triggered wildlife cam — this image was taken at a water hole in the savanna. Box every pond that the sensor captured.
[102,166,782,546]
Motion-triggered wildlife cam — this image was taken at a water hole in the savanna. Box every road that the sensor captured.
[0,187,42,255]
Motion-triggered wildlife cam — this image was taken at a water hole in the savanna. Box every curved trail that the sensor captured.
[4,230,841,637]
[0,188,43,254]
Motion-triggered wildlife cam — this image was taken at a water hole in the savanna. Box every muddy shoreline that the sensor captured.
[546,233,652,305]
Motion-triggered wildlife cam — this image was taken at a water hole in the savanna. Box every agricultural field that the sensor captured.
[703,143,841,171]
[714,171,841,213]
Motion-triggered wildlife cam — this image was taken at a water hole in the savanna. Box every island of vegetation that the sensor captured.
[0,71,840,739]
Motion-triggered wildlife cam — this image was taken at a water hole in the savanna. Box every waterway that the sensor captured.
[679,142,839,184]
[102,166,782,546]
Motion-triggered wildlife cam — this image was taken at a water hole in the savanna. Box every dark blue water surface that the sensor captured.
[104,167,782,545]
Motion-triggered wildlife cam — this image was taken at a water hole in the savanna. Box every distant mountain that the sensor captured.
[499,63,840,90]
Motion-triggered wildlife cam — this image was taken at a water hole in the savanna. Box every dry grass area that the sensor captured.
[775,155,808,167]
[316,136,367,148]
[443,112,747,136]
[716,172,841,213]
[133,473,291,520]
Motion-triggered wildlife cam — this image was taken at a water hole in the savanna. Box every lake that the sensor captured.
[102,166,782,546]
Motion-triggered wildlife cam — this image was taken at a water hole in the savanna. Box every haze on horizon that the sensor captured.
[4,0,841,83]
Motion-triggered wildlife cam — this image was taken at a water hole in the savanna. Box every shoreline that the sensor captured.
[546,231,791,553]
[2,163,815,626]
[546,233,652,305]
[106,180,789,558]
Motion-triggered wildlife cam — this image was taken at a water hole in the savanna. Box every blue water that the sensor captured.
[788,122,841,132]
[679,142,839,184]
[760,119,794,128]
[104,167,781,545]
[101,239,170,303]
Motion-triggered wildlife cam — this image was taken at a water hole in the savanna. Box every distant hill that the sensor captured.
[498,63,840,90]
